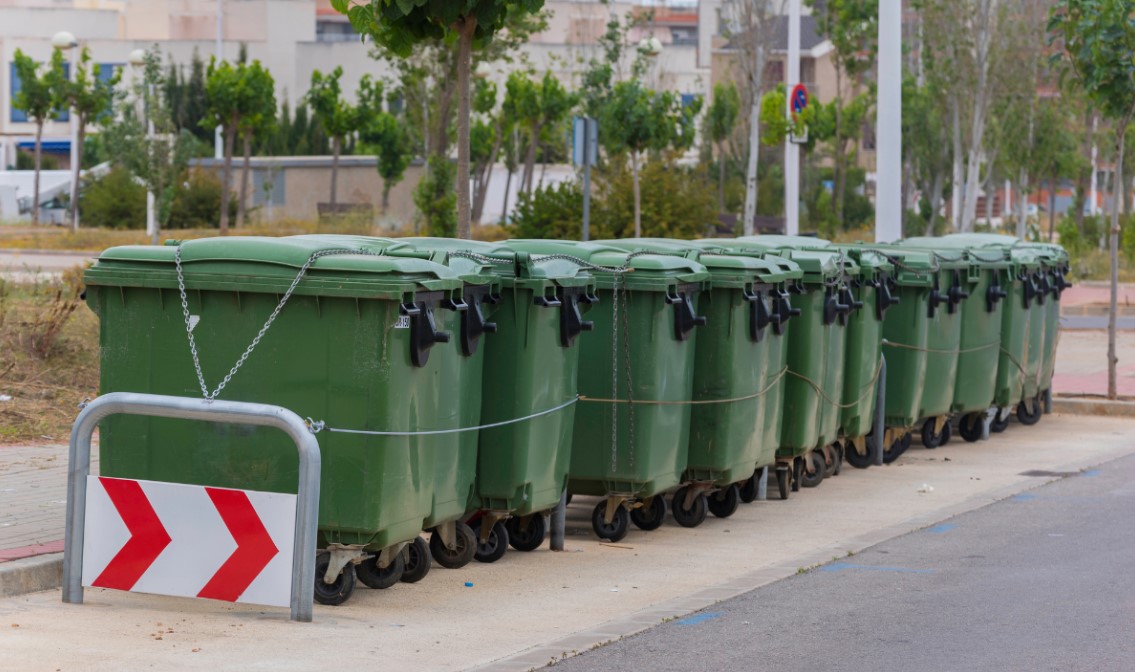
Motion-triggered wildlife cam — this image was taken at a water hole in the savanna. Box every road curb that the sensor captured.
[1053,397,1135,417]
[0,553,63,599]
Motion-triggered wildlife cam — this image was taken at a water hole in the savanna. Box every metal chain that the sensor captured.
[621,270,635,469]
[610,271,620,473]
[175,246,386,401]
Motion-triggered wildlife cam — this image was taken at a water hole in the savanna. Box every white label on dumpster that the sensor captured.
[82,476,296,608]
[188,315,201,333]
[393,315,410,329]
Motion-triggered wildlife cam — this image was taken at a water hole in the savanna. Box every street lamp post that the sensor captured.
[52,31,79,230]
[129,49,156,244]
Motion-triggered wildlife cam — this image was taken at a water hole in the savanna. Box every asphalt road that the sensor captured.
[551,451,1135,672]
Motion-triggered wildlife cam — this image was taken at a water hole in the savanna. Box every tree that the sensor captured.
[203,59,245,234]
[1050,0,1135,400]
[597,80,702,237]
[706,82,741,212]
[470,78,505,222]
[103,46,195,244]
[235,62,276,227]
[902,75,952,235]
[810,0,878,228]
[12,49,65,227]
[358,77,413,215]
[306,66,363,210]
[334,0,547,239]
[504,71,577,195]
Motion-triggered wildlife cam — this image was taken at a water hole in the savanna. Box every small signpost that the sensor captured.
[789,84,810,145]
[573,116,598,241]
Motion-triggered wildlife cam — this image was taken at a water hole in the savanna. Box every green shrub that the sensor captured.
[80,167,146,229]
[167,169,232,230]
[509,181,590,240]
[16,150,61,171]
[595,156,717,239]
[414,157,456,238]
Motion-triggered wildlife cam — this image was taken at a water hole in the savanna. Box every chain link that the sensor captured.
[175,245,387,401]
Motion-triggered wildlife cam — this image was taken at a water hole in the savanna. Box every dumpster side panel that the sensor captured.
[881,285,931,428]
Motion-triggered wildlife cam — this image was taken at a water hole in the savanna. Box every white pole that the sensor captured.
[1004,179,1012,217]
[69,44,80,230]
[1090,126,1099,215]
[784,0,801,236]
[146,83,156,243]
[214,0,223,160]
[874,0,902,242]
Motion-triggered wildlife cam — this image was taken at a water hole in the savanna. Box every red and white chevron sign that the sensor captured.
[81,476,296,608]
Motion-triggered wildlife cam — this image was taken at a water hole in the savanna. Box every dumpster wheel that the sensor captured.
[473,521,509,564]
[591,501,630,542]
[798,453,825,488]
[507,514,547,552]
[1017,396,1042,426]
[775,465,791,500]
[430,521,477,569]
[739,470,760,503]
[921,417,952,449]
[958,413,985,443]
[990,409,1010,433]
[630,496,667,531]
[400,537,432,584]
[671,486,708,528]
[882,432,911,464]
[356,549,405,589]
[314,552,356,606]
[845,439,873,470]
[707,484,740,519]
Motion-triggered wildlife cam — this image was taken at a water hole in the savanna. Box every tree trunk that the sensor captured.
[1048,174,1057,242]
[718,140,726,213]
[742,42,766,237]
[632,151,642,238]
[455,16,477,239]
[523,122,539,194]
[1108,123,1127,400]
[1016,167,1028,240]
[220,121,236,235]
[32,121,43,227]
[330,135,340,209]
[501,167,513,224]
[72,120,86,232]
[381,181,391,216]
[238,131,252,228]
[951,100,963,231]
[1075,111,1093,234]
[985,170,994,227]
[926,171,945,236]
[472,129,502,223]
[833,68,845,226]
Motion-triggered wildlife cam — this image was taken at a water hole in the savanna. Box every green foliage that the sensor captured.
[79,167,146,230]
[203,58,244,132]
[706,82,740,146]
[236,61,276,139]
[15,152,59,170]
[11,49,62,129]
[167,170,235,230]
[598,81,701,156]
[59,48,122,132]
[596,157,717,239]
[414,157,457,236]
[163,50,212,143]
[306,66,361,141]
[509,181,589,239]
[360,110,414,210]
[809,0,879,80]
[1049,1,1135,125]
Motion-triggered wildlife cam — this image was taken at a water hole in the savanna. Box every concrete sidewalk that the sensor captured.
[1,414,1133,672]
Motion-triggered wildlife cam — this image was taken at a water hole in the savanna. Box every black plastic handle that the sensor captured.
[459,287,497,357]
[672,289,705,341]
[986,281,1008,313]
[875,277,900,321]
[745,289,772,342]
[404,301,451,367]
[927,284,944,319]
[552,287,594,348]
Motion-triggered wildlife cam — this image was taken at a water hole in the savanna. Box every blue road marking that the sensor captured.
[926,523,957,534]
[673,612,722,626]
[820,562,936,575]
[1081,470,1101,478]
[1013,493,1038,501]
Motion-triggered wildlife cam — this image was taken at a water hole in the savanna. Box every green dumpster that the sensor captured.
[598,238,791,522]
[733,237,861,491]
[899,237,1015,440]
[503,240,710,542]
[83,236,472,605]
[372,237,597,561]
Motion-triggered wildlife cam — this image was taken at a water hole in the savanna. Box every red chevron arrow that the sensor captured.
[91,478,172,591]
[196,487,280,602]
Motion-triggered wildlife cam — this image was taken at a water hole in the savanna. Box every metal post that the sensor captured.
[550,489,567,551]
[784,0,801,235]
[582,144,591,243]
[756,466,768,501]
[62,392,321,623]
[875,0,902,243]
[69,44,80,230]
[872,355,886,465]
[214,0,224,160]
[145,83,156,244]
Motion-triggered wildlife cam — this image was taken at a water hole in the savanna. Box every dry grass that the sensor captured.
[0,219,510,251]
[0,269,99,445]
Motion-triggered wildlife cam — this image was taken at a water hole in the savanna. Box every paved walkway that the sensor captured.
[0,444,96,562]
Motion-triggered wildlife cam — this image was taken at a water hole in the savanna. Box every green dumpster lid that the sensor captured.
[84,236,464,299]
[286,234,502,287]
[738,234,833,249]
[368,236,594,288]
[593,238,785,288]
[895,236,1014,269]
[703,238,855,283]
[503,239,710,290]
[691,240,805,281]
[829,246,895,275]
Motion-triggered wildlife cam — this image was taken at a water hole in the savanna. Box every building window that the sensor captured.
[10,62,70,123]
[316,20,359,43]
[669,27,698,46]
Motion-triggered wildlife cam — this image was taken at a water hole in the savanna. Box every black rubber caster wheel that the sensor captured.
[399,536,431,584]
[776,466,790,500]
[671,486,708,528]
[921,418,951,449]
[1017,396,1042,426]
[883,433,911,464]
[506,514,547,552]
[990,411,1010,433]
[473,521,509,564]
[356,550,405,589]
[314,552,356,606]
[591,501,629,542]
[845,444,873,469]
[958,412,984,443]
[630,496,667,531]
[707,484,740,518]
[791,456,804,492]
[830,443,844,476]
[429,521,477,569]
[800,452,825,488]
[739,470,760,503]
